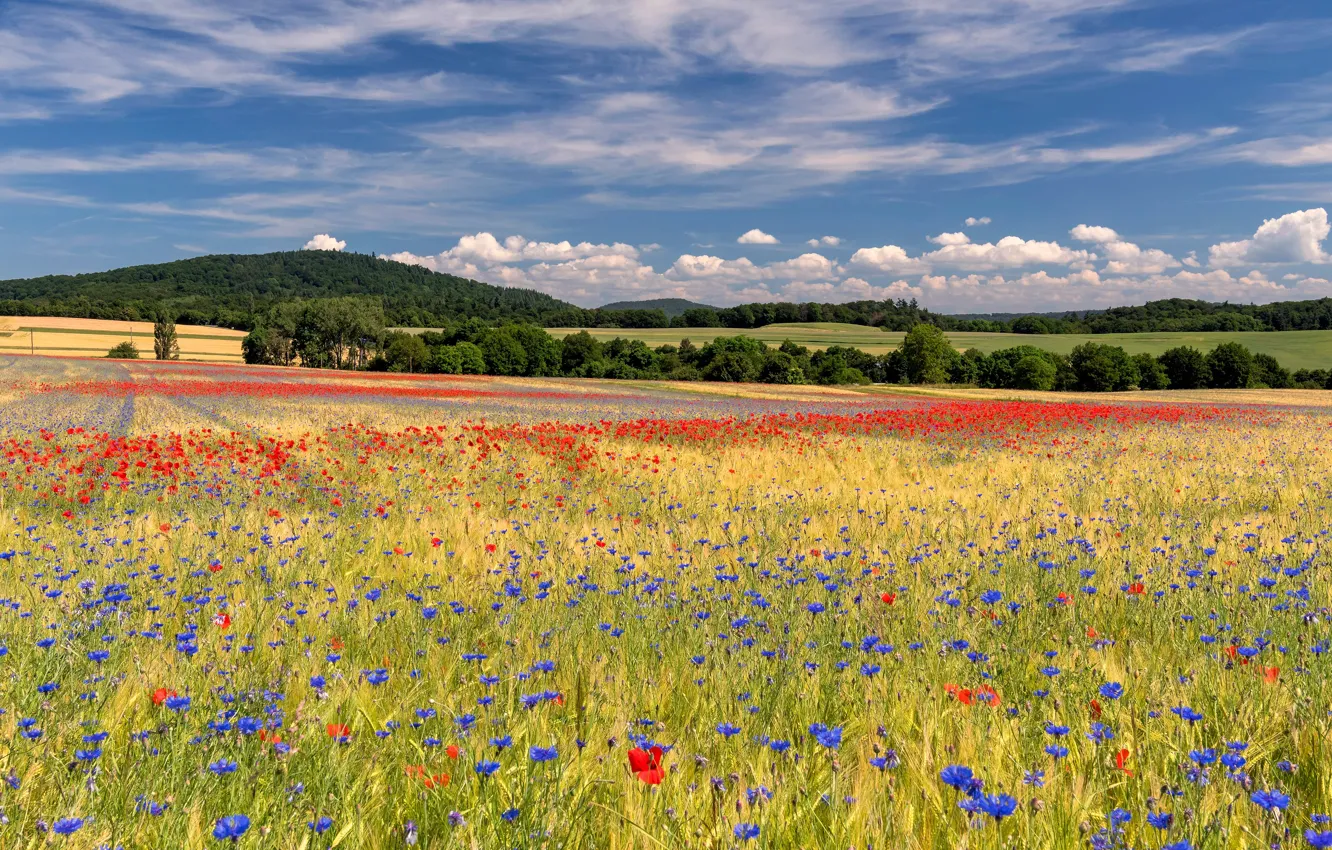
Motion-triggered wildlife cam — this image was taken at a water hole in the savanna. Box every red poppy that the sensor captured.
[159,523,171,533]
[1264,666,1280,684]
[1086,626,1099,639]
[1089,699,1103,720]
[1127,582,1145,595]
[446,744,460,759]
[259,729,282,745]
[1115,748,1133,776]
[327,723,351,740]
[628,746,665,784]
[880,592,896,605]
[151,687,177,706]
[212,612,231,629]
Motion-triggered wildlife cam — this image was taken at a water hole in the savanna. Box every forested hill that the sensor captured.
[0,251,586,330]
[598,298,716,316]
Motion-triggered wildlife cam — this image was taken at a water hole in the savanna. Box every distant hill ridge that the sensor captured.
[598,298,717,317]
[2,251,1330,334]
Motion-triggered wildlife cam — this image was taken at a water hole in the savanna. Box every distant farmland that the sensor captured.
[544,322,1332,370]
[0,316,245,362]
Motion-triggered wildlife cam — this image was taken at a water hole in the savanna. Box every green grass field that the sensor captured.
[543,322,1332,370]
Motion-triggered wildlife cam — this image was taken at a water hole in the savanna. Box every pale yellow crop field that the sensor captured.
[0,315,245,361]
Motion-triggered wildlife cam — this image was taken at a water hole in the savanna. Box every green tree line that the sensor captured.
[245,317,1330,391]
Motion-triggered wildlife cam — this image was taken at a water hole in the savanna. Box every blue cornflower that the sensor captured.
[976,793,1018,820]
[529,745,558,763]
[1099,682,1123,700]
[475,760,501,777]
[309,817,333,834]
[209,759,239,776]
[1162,841,1193,850]
[1171,705,1203,723]
[164,695,191,712]
[808,723,842,749]
[940,764,975,791]
[1306,830,1332,849]
[1045,744,1069,759]
[364,669,389,685]
[1251,788,1290,811]
[52,818,85,835]
[1147,811,1173,830]
[501,808,520,822]
[213,814,250,841]
[716,722,741,737]
[734,823,760,840]
[979,590,1003,605]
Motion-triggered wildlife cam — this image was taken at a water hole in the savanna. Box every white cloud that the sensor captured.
[1208,208,1330,266]
[1069,224,1178,274]
[928,231,970,246]
[964,216,991,226]
[849,244,929,275]
[1068,224,1120,244]
[923,235,1093,271]
[667,254,765,282]
[302,233,345,251]
[806,235,841,247]
[1225,138,1332,167]
[766,252,839,281]
[738,228,779,245]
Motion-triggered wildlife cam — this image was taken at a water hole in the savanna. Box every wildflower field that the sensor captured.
[2,355,1331,850]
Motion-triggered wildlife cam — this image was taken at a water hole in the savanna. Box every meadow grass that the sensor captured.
[0,356,1329,849]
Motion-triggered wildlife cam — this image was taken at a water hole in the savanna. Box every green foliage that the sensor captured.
[455,342,486,374]
[153,310,179,360]
[0,251,580,329]
[901,323,956,383]
[1158,346,1211,389]
[1251,352,1293,389]
[106,340,140,359]
[1012,355,1057,391]
[1070,342,1139,392]
[382,331,429,373]
[1132,352,1170,390]
[1205,342,1254,389]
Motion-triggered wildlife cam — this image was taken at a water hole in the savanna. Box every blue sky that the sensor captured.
[1,0,1330,311]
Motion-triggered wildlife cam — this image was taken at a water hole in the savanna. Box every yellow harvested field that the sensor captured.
[0,315,245,361]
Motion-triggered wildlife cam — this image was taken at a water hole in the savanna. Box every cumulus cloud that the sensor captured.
[849,244,929,275]
[302,233,345,251]
[806,235,841,247]
[667,254,765,283]
[1068,224,1119,244]
[964,216,991,226]
[1069,224,1179,274]
[737,228,779,245]
[1208,208,1330,266]
[922,235,1093,271]
[928,231,971,246]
